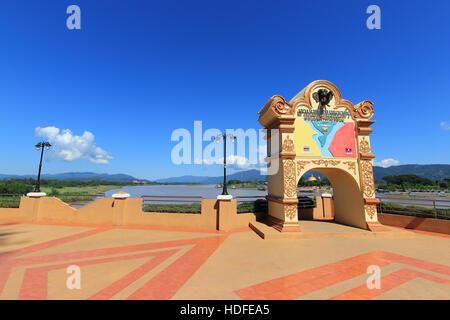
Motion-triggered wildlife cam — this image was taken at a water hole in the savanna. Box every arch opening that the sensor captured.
[297,167,367,230]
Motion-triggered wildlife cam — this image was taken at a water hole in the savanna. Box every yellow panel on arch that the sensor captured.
[294,119,321,156]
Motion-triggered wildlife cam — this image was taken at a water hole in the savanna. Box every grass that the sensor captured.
[237,201,267,213]
[0,195,22,208]
[42,185,123,204]
[237,202,255,213]
[142,201,267,214]
[227,183,266,190]
[0,185,122,207]
[41,185,122,195]
[143,203,202,214]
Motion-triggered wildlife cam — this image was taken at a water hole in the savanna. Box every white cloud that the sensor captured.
[440,121,450,131]
[227,155,253,169]
[197,155,266,170]
[373,158,400,168]
[35,126,113,164]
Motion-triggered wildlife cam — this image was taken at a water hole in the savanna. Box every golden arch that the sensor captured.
[258,80,383,233]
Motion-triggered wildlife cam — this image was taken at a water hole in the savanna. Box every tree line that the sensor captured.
[376,175,449,191]
[294,174,449,190]
[1,174,448,194]
[0,179,134,194]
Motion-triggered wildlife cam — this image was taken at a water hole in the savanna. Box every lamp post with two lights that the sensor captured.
[214,133,236,197]
[33,141,51,193]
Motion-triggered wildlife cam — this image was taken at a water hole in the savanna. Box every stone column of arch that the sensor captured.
[354,102,385,231]
[258,96,301,232]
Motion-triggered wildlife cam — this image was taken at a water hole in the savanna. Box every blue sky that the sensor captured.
[0,0,449,180]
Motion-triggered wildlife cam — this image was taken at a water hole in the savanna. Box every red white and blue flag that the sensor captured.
[345,147,352,153]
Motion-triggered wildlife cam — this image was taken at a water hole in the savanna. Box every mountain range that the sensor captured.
[155,164,450,183]
[0,164,449,183]
[0,172,138,182]
[154,170,266,184]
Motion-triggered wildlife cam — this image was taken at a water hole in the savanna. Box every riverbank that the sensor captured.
[217,182,266,190]
[41,185,123,195]
[377,191,450,199]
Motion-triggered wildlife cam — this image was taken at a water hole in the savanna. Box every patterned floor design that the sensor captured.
[0,222,449,300]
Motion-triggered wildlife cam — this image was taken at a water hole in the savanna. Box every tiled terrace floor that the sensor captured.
[0,221,448,300]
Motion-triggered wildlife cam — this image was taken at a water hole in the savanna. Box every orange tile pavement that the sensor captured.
[330,268,450,300]
[235,251,450,300]
[0,221,449,300]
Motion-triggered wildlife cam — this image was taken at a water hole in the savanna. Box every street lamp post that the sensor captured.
[215,133,236,196]
[34,142,51,193]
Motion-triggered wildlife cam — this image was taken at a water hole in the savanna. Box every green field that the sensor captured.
[142,201,266,214]
[41,185,122,195]
[0,195,21,208]
[44,185,122,204]
[0,185,123,208]
[228,183,266,190]
[143,203,202,214]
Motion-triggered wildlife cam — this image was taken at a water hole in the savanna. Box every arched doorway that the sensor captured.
[297,167,366,229]
[258,80,385,233]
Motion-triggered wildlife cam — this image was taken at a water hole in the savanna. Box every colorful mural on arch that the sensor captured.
[295,119,356,158]
[294,92,357,158]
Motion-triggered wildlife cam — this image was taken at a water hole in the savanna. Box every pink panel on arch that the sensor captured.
[329,122,356,158]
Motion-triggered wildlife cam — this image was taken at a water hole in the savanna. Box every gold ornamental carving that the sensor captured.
[311,159,341,167]
[296,160,310,177]
[283,160,297,198]
[361,161,375,198]
[365,205,376,219]
[343,161,357,175]
[272,96,295,115]
[285,204,297,220]
[354,100,374,120]
[282,136,295,153]
[359,138,370,153]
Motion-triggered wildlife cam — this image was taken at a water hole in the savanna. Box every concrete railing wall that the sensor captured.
[0,196,265,232]
[378,213,450,235]
[2,197,448,235]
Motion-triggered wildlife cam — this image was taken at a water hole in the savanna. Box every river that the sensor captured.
[104,184,268,199]
[71,185,449,209]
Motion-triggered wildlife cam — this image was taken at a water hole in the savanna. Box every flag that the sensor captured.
[303,147,310,152]
[322,126,329,132]
[345,147,352,153]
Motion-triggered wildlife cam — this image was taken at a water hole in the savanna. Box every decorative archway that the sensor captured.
[258,80,383,232]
